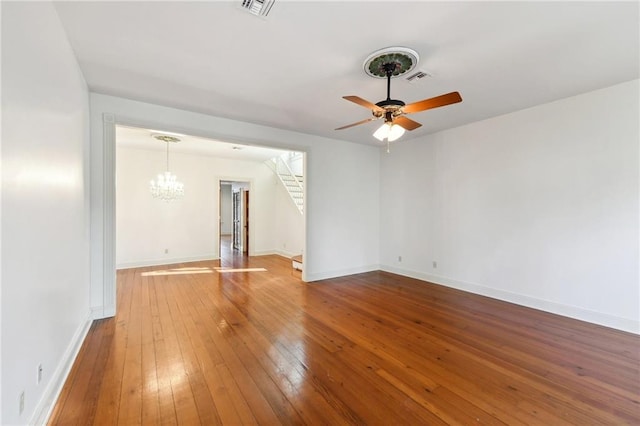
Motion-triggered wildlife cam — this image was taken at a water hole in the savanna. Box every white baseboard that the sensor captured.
[91,305,115,320]
[305,264,380,283]
[274,249,300,258]
[250,249,276,256]
[252,250,303,258]
[380,264,640,335]
[31,310,93,425]
[116,254,218,269]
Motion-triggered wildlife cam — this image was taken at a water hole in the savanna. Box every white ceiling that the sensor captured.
[54,1,639,148]
[116,125,292,161]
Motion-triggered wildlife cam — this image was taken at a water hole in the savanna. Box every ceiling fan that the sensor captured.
[336,49,462,142]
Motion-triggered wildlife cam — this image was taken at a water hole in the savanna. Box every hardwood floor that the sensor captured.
[49,241,639,425]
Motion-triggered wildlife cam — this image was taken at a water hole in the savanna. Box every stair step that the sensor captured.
[292,254,303,271]
[270,157,304,215]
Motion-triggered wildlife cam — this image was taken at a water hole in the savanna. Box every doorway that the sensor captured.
[220,180,250,259]
[104,120,307,319]
[232,188,249,253]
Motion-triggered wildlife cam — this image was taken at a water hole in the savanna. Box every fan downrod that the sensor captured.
[375,62,405,110]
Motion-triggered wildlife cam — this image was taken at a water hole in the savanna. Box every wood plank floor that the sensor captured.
[49,243,639,425]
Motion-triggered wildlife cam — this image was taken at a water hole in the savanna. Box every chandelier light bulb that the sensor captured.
[150,171,184,201]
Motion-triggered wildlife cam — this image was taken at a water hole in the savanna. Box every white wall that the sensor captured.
[220,184,232,235]
[380,79,639,333]
[304,142,380,279]
[116,146,280,267]
[90,92,380,313]
[1,2,91,424]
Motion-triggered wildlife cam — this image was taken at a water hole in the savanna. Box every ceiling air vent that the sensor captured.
[405,69,432,84]
[240,0,275,17]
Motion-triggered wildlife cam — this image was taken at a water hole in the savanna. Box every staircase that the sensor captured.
[268,154,304,214]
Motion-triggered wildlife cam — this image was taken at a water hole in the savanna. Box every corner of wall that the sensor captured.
[305,264,381,283]
[30,311,94,425]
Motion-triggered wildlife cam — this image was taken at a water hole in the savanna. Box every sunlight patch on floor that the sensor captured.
[214,267,268,273]
[140,266,268,276]
[141,267,214,276]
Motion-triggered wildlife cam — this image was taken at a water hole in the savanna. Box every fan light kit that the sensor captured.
[336,46,462,151]
[373,122,405,142]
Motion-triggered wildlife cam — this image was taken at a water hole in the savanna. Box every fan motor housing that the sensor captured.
[376,99,405,108]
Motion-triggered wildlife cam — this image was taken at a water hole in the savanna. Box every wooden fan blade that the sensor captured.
[335,117,379,130]
[393,116,422,131]
[402,92,462,114]
[343,96,384,113]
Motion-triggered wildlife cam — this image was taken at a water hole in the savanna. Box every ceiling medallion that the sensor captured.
[363,46,419,79]
[153,134,180,143]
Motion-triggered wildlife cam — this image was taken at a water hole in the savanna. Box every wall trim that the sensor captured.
[274,249,300,259]
[91,305,114,320]
[380,264,640,335]
[116,255,219,270]
[102,113,116,317]
[305,264,380,283]
[31,311,93,425]
[251,249,278,256]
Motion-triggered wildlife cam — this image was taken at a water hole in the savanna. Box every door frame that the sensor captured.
[95,113,306,320]
[216,177,254,259]
[242,188,249,254]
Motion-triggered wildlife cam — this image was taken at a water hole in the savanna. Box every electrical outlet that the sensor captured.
[37,364,43,384]
[432,261,438,269]
[398,256,402,262]
[164,248,168,254]
[19,391,25,415]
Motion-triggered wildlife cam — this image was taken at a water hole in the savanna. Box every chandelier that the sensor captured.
[150,135,184,201]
